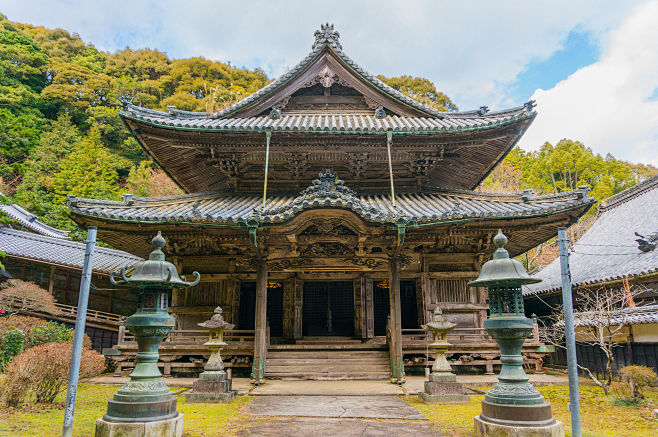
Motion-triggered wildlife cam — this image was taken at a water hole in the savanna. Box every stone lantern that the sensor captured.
[468,230,563,437]
[418,307,469,404]
[186,306,238,402]
[95,232,200,437]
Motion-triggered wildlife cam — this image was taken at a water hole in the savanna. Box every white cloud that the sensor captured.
[520,1,658,165]
[1,0,656,163]
[0,0,644,110]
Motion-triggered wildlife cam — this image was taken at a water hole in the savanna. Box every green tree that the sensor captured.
[52,127,122,202]
[377,75,456,112]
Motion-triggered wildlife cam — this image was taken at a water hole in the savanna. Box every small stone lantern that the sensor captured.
[95,232,200,437]
[418,307,469,404]
[468,230,563,437]
[186,306,238,402]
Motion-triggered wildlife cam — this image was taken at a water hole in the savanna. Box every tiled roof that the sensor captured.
[0,227,142,274]
[67,186,593,226]
[121,104,533,134]
[525,175,658,296]
[573,305,658,327]
[1,203,70,239]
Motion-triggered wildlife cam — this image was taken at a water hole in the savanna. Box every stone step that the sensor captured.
[264,372,391,380]
[267,351,388,357]
[265,358,389,366]
[265,364,391,372]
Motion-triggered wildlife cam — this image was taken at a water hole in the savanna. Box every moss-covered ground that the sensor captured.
[404,385,658,437]
[1,384,656,436]
[0,384,251,437]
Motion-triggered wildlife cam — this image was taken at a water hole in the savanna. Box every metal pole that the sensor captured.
[262,130,272,208]
[386,130,396,208]
[558,227,581,437]
[62,226,97,437]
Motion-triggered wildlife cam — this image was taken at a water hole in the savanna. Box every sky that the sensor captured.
[1,0,657,165]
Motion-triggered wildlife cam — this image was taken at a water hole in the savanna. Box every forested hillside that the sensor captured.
[0,14,656,253]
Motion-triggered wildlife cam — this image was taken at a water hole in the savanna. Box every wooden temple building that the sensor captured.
[67,24,594,381]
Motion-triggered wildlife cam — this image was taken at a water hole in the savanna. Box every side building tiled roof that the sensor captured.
[1,203,70,239]
[67,186,593,226]
[525,175,658,296]
[0,227,143,275]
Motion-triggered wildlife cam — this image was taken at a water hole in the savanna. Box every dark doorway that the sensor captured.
[373,281,390,336]
[373,280,418,335]
[238,281,284,337]
[400,280,419,329]
[303,281,354,337]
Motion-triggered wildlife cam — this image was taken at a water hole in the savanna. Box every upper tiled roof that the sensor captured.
[67,182,593,226]
[1,203,70,239]
[121,104,533,134]
[211,23,445,120]
[525,175,658,296]
[0,227,142,274]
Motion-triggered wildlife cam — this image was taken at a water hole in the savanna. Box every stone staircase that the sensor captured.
[264,346,391,380]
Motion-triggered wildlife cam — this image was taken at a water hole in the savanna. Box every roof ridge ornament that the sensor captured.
[313,23,342,51]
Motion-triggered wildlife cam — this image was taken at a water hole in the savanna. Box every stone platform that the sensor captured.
[95,414,183,437]
[236,395,446,437]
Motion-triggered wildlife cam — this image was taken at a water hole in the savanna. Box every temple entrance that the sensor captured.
[238,281,284,337]
[373,280,419,335]
[302,281,354,337]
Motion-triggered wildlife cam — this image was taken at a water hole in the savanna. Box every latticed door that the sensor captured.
[302,281,354,337]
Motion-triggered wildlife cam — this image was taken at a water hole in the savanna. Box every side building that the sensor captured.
[524,174,658,373]
[0,202,142,350]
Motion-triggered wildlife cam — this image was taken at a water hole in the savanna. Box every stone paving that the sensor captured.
[236,395,447,437]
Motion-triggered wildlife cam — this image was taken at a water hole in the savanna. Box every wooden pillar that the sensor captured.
[48,266,55,295]
[389,257,404,383]
[365,277,374,339]
[293,276,303,339]
[353,277,363,338]
[251,260,268,384]
[283,278,294,339]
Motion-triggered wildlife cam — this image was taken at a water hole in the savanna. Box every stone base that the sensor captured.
[428,373,457,383]
[419,392,470,404]
[95,414,184,437]
[474,415,564,437]
[185,390,238,403]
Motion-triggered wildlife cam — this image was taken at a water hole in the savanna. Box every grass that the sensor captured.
[0,384,251,437]
[1,383,656,436]
[404,385,658,437]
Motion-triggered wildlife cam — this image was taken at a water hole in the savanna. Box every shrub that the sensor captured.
[27,321,73,347]
[0,328,25,371]
[0,315,47,338]
[0,279,58,316]
[1,349,31,407]
[619,365,657,400]
[0,341,106,406]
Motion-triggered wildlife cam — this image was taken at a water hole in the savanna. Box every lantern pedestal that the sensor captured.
[418,308,470,404]
[186,307,238,403]
[186,371,237,403]
[95,415,183,437]
[468,230,563,437]
[94,232,200,437]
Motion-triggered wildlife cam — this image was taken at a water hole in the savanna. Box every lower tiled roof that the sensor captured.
[67,187,593,226]
[0,227,142,274]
